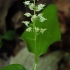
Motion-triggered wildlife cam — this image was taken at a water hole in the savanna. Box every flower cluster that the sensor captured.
[36,4,46,11]
[26,27,47,34]
[22,0,47,34]
[23,1,46,11]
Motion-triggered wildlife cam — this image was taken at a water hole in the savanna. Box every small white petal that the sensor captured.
[22,21,29,26]
[24,12,32,17]
[40,17,47,22]
[28,3,35,10]
[34,27,40,32]
[23,1,30,5]
[26,27,32,32]
[38,13,47,22]
[36,4,46,11]
[40,28,47,34]
[31,15,37,22]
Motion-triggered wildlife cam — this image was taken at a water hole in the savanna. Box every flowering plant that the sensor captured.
[22,0,47,70]
[20,0,61,70]
[1,0,61,70]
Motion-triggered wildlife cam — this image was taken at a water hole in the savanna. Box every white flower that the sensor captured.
[40,17,47,22]
[24,12,32,17]
[38,13,43,17]
[40,28,47,34]
[31,14,37,22]
[22,21,29,26]
[38,13,47,22]
[23,1,30,5]
[36,4,46,11]
[28,3,35,10]
[34,27,40,32]
[26,27,32,32]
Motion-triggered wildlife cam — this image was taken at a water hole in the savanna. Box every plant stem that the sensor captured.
[33,0,38,70]
[34,62,37,70]
[33,0,36,53]
[34,57,38,70]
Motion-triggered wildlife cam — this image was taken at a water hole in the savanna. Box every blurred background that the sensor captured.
[0,0,70,70]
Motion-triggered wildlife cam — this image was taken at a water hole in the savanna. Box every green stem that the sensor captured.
[34,57,38,70]
[34,63,37,70]
[33,0,36,54]
[33,0,36,27]
[33,0,38,70]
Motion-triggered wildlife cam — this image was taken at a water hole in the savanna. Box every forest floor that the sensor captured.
[10,47,63,70]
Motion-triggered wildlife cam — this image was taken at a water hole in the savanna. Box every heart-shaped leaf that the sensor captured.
[20,4,61,58]
[0,64,26,70]
[2,30,14,41]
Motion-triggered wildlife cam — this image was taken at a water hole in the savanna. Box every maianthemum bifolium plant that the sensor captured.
[22,0,47,70]
[1,0,61,70]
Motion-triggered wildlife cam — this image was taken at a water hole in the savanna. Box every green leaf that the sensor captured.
[0,64,26,70]
[20,4,61,57]
[2,30,14,41]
